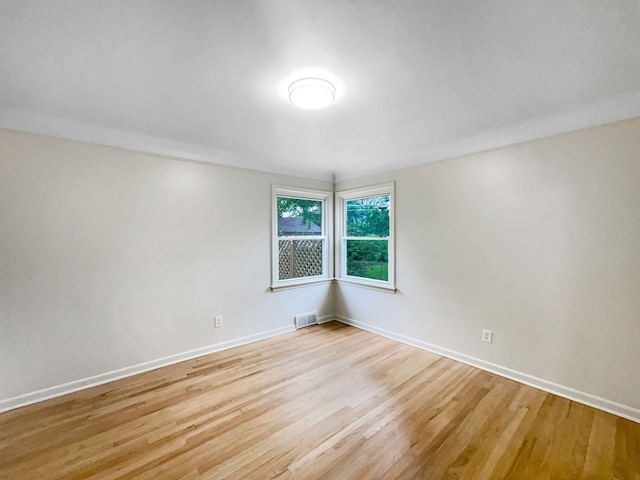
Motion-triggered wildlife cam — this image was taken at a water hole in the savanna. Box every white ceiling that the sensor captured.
[1,0,639,181]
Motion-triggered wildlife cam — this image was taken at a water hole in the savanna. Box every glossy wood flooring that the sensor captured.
[1,322,639,479]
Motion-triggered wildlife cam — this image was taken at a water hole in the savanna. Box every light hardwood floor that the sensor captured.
[1,322,638,479]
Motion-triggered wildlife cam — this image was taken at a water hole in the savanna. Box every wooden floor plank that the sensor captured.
[1,322,638,479]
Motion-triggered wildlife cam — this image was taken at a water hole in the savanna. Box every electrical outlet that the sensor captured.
[214,316,223,328]
[482,329,493,343]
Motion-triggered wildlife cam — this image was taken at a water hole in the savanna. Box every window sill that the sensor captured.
[270,278,334,292]
[335,278,397,293]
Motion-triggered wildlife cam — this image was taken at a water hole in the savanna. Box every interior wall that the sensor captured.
[335,117,640,411]
[3,118,639,415]
[0,130,333,401]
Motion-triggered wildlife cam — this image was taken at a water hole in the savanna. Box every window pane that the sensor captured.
[279,239,324,280]
[346,240,388,281]
[346,195,389,237]
[277,196,322,237]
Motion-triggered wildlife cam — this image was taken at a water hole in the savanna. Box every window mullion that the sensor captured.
[343,236,388,241]
[278,235,326,241]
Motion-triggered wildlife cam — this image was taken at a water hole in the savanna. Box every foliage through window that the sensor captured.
[337,184,395,290]
[272,187,332,289]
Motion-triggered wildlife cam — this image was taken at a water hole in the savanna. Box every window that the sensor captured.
[336,183,395,290]
[272,186,332,290]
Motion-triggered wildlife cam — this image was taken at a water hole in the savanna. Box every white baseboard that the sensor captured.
[335,315,640,424]
[0,324,295,414]
[316,315,335,324]
[6,316,638,424]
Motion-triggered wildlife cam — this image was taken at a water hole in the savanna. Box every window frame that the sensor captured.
[336,182,395,291]
[271,186,333,291]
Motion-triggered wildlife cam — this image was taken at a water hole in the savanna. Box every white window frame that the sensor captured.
[335,182,395,291]
[271,186,333,291]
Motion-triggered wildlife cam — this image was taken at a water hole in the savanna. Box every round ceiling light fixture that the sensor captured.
[288,77,336,110]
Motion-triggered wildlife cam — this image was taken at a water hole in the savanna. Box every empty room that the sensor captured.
[1,1,639,479]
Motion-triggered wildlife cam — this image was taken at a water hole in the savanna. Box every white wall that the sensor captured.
[335,118,640,413]
[0,130,333,403]
[3,118,639,418]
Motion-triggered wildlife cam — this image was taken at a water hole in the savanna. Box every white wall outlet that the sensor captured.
[482,329,493,343]
[214,316,223,328]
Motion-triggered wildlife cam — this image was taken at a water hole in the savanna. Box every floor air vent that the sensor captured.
[295,312,318,329]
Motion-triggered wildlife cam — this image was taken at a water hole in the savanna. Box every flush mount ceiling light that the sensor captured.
[288,77,336,110]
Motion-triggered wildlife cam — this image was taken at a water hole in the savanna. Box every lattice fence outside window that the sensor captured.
[279,239,323,280]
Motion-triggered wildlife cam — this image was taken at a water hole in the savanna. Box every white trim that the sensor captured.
[270,278,333,292]
[316,315,335,324]
[0,324,295,414]
[335,278,397,293]
[4,91,640,184]
[5,315,638,424]
[271,273,328,291]
[335,182,395,290]
[336,183,395,200]
[271,185,333,289]
[334,315,640,424]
